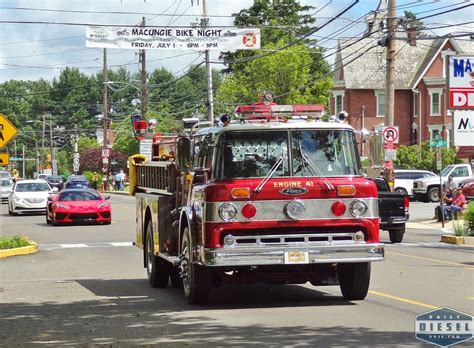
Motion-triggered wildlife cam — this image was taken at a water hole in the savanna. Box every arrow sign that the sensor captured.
[0,113,18,149]
[0,152,9,166]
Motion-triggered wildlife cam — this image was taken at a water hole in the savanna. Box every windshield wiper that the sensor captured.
[297,141,335,192]
[254,157,283,193]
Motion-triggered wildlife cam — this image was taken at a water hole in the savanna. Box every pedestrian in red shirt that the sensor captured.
[449,188,467,220]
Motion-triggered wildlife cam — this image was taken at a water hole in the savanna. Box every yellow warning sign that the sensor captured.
[0,113,18,149]
[0,152,9,166]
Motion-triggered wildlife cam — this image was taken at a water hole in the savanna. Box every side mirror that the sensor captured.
[47,196,53,201]
[194,169,209,185]
[104,195,111,200]
[177,137,192,170]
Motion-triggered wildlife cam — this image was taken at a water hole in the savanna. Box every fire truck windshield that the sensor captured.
[215,129,360,179]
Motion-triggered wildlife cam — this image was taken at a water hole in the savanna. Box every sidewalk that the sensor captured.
[407,218,459,234]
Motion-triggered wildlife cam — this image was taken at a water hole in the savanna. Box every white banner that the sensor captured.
[448,55,474,109]
[86,26,261,51]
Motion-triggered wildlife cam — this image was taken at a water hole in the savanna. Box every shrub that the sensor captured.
[0,236,30,250]
[463,201,474,236]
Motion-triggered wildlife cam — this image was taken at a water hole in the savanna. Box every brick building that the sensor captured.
[330,2,473,161]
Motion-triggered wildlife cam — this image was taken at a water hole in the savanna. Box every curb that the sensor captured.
[0,240,38,259]
[441,235,464,245]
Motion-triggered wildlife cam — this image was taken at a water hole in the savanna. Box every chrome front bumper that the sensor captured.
[203,243,385,267]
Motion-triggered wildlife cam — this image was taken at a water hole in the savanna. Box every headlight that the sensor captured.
[218,203,237,221]
[350,200,367,217]
[98,201,109,209]
[13,195,23,202]
[56,203,69,209]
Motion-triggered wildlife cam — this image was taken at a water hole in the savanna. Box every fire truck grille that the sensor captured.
[222,227,367,247]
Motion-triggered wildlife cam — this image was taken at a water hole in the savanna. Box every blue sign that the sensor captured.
[415,307,472,347]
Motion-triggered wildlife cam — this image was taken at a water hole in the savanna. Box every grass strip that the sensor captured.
[0,236,31,250]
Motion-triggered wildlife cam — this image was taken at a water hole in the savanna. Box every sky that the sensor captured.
[0,0,473,83]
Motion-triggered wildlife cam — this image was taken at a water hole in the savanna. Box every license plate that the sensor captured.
[284,251,309,264]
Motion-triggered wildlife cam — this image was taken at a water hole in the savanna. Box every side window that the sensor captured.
[396,172,409,179]
[451,166,468,177]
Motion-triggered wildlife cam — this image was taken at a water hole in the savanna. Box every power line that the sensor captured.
[415,3,473,20]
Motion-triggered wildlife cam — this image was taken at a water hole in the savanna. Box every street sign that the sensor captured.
[102,149,110,158]
[73,152,80,159]
[382,126,399,145]
[384,148,397,161]
[429,138,447,148]
[73,163,80,172]
[102,158,109,164]
[51,159,57,165]
[0,113,19,149]
[73,158,80,165]
[0,152,10,166]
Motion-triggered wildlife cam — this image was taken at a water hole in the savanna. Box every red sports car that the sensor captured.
[46,189,112,225]
[458,177,474,201]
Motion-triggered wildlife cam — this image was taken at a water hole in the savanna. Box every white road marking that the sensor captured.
[110,242,133,247]
[58,243,88,248]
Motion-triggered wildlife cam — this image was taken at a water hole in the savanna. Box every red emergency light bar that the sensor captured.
[235,102,325,122]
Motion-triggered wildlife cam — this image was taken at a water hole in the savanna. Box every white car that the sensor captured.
[394,169,436,197]
[1,178,13,203]
[8,179,57,215]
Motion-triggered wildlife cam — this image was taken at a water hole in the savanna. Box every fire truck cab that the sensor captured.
[130,103,384,304]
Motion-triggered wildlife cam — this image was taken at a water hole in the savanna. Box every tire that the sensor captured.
[145,222,170,288]
[389,225,405,243]
[103,221,111,225]
[180,227,211,304]
[338,263,371,301]
[394,187,408,196]
[46,210,52,225]
[170,266,183,288]
[8,203,13,216]
[428,187,440,203]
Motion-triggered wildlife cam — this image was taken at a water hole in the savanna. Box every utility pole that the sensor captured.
[22,145,25,178]
[49,118,54,163]
[103,48,108,150]
[140,17,148,119]
[102,48,109,185]
[202,0,214,121]
[385,0,396,127]
[384,0,397,190]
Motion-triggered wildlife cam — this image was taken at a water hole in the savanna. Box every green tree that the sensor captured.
[220,0,316,74]
[215,42,332,114]
[395,142,459,172]
[401,10,426,35]
[77,136,100,153]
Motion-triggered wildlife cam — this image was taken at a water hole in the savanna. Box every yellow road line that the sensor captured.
[386,250,474,270]
[368,290,438,309]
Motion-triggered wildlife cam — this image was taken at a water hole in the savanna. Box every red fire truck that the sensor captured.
[129,103,384,304]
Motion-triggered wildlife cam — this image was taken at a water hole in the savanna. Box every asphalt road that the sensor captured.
[1,195,473,347]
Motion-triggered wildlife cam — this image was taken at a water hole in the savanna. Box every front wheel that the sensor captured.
[180,227,211,304]
[46,210,52,225]
[394,187,408,197]
[428,187,440,202]
[389,226,405,243]
[338,263,371,301]
[145,223,170,288]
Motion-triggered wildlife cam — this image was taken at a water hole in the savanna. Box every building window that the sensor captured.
[375,92,385,117]
[332,91,344,114]
[428,125,443,142]
[428,88,443,116]
[413,93,419,118]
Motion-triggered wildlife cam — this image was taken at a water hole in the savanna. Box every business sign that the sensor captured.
[0,152,9,166]
[447,55,474,109]
[139,139,153,162]
[415,307,472,347]
[86,26,261,51]
[453,110,474,146]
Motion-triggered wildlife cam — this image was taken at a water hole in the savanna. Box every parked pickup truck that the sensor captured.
[373,177,410,243]
[413,164,474,202]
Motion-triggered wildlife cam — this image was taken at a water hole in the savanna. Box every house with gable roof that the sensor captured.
[330,1,473,162]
